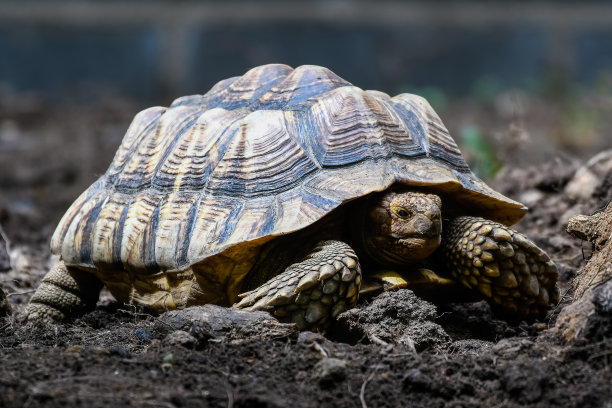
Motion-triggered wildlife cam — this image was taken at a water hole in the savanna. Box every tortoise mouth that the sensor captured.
[395,230,441,240]
[397,237,428,247]
[371,235,441,266]
[397,236,441,252]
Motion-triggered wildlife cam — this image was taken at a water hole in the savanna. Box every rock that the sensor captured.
[492,338,534,359]
[567,214,598,243]
[312,358,347,388]
[156,305,297,343]
[163,330,198,349]
[297,331,327,345]
[564,149,612,200]
[133,328,153,343]
[519,189,544,207]
[158,304,275,332]
[330,290,450,351]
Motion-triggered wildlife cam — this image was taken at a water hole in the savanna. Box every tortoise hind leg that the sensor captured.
[235,240,361,330]
[441,216,559,319]
[26,261,103,321]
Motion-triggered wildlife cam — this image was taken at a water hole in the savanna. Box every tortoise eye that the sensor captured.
[392,206,411,219]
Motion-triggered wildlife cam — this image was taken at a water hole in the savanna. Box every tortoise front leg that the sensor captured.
[440,216,559,319]
[26,261,103,321]
[235,240,361,330]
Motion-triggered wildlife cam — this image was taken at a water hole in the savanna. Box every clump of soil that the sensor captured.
[1,98,611,407]
[329,289,451,351]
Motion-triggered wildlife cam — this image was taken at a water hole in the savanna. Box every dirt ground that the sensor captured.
[0,91,611,408]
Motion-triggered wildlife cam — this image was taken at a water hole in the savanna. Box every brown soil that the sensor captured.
[1,95,611,408]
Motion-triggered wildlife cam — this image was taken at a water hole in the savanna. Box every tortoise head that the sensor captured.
[363,190,442,266]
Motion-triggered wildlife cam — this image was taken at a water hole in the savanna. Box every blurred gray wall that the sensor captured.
[1,1,612,102]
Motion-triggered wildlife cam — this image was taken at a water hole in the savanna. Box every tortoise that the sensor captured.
[26,64,558,329]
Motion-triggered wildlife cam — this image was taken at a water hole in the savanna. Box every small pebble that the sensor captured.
[163,330,198,348]
[109,346,131,358]
[312,358,347,388]
[134,328,153,343]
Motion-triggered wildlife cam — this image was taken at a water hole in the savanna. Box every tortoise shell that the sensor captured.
[50,64,526,307]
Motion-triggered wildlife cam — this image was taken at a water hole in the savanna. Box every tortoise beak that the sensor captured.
[393,213,442,239]
[410,214,440,236]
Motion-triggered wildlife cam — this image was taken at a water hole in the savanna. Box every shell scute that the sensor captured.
[308,87,396,167]
[158,107,246,191]
[91,193,131,267]
[204,110,318,196]
[211,64,293,110]
[120,192,164,271]
[186,196,245,263]
[59,188,108,268]
[112,106,202,192]
[170,64,294,112]
[107,107,167,179]
[258,65,351,111]
[391,94,467,170]
[154,192,200,270]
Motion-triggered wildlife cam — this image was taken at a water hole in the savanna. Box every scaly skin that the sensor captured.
[440,216,559,319]
[26,261,102,321]
[236,240,361,330]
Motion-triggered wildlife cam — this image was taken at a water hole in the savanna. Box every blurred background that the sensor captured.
[0,0,611,243]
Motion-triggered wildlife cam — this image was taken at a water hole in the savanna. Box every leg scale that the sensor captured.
[235,240,361,330]
[441,216,559,319]
[26,261,103,321]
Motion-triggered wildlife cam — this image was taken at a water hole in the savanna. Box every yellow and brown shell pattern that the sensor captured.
[50,64,526,308]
